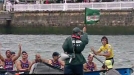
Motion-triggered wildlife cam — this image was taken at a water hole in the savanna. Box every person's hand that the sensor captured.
[90,46,94,51]
[83,26,86,33]
[89,53,94,57]
[98,53,104,56]
[18,44,21,50]
[91,53,94,57]
[25,68,29,71]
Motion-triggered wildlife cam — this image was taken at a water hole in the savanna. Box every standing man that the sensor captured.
[62,26,89,75]
[0,44,22,71]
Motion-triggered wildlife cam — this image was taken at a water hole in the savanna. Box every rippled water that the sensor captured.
[0,35,134,74]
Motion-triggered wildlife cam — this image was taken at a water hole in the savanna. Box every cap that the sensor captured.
[52,52,60,57]
[104,60,113,69]
[22,51,27,54]
[72,27,82,34]
[88,53,94,57]
[11,52,15,55]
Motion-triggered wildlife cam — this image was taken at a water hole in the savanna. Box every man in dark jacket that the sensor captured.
[62,26,89,75]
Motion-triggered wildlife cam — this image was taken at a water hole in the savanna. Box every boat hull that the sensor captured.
[84,68,133,75]
[0,64,132,75]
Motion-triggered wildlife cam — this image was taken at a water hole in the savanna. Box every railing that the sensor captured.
[5,1,134,11]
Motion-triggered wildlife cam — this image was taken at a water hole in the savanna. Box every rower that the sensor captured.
[83,54,97,72]
[0,59,4,69]
[16,51,31,71]
[48,52,64,69]
[90,36,114,65]
[102,60,121,75]
[30,54,49,69]
[11,51,17,71]
[0,44,21,71]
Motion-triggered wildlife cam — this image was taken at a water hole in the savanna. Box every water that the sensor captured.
[0,34,134,74]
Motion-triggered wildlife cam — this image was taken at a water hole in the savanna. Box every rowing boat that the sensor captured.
[30,63,133,75]
[0,62,132,75]
[84,68,133,75]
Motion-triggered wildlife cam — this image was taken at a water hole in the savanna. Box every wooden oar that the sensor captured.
[0,69,29,73]
[91,54,123,75]
[93,55,104,64]
[92,55,108,70]
[43,62,63,71]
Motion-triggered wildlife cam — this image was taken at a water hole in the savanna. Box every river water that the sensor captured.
[0,35,134,74]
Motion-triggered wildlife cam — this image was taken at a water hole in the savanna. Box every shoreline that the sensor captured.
[0,26,134,35]
[0,9,133,35]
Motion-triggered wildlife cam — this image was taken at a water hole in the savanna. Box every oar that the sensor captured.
[93,55,104,64]
[0,69,29,73]
[89,53,107,70]
[43,62,63,71]
[92,55,108,70]
[91,54,124,75]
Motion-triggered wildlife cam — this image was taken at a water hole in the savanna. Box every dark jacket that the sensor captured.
[62,32,89,65]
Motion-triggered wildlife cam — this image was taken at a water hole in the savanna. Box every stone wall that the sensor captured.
[1,9,134,27]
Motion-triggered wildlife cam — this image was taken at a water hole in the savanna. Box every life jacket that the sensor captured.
[86,62,95,71]
[20,60,29,69]
[71,34,81,40]
[4,59,13,71]
[51,59,61,68]
[71,34,82,53]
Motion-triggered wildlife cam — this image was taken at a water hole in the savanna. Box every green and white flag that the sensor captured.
[84,8,100,24]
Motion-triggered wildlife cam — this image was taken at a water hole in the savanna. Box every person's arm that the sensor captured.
[60,60,65,66]
[16,61,22,71]
[48,59,52,65]
[83,63,87,70]
[81,26,89,45]
[0,44,5,62]
[83,63,90,72]
[0,53,5,62]
[41,58,49,63]
[90,47,102,55]
[62,38,69,53]
[0,59,4,68]
[27,61,32,71]
[100,51,111,57]
[16,60,27,71]
[29,61,35,71]
[94,63,97,71]
[12,44,21,62]
[59,60,65,69]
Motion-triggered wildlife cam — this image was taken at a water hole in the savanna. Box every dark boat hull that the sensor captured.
[30,63,133,75]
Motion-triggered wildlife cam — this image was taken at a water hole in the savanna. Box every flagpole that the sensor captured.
[84,8,88,28]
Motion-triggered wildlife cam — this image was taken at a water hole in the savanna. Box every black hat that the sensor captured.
[22,51,27,54]
[52,52,60,57]
[11,52,15,55]
[72,27,82,34]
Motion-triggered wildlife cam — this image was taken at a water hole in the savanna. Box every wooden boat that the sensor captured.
[0,63,132,75]
[84,68,133,75]
[30,63,133,75]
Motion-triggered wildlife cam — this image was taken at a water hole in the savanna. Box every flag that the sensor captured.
[84,8,100,24]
